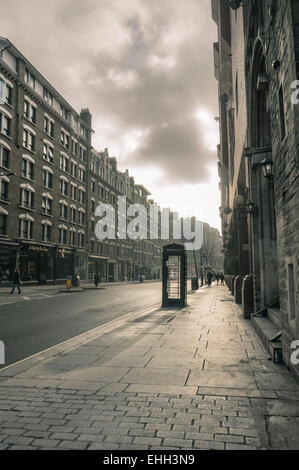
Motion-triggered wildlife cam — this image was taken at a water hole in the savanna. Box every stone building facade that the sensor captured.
[212,0,299,379]
[0,37,220,286]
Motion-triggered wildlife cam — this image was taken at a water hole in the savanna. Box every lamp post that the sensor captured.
[260,158,274,180]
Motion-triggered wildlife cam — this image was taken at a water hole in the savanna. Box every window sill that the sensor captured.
[0,132,11,140]
[41,211,53,217]
[19,205,35,212]
[43,158,54,166]
[44,131,55,141]
[22,146,36,155]
[21,176,35,183]
[24,116,37,127]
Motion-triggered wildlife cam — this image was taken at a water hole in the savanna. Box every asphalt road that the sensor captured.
[0,282,162,368]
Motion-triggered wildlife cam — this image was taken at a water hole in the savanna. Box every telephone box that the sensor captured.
[162,243,187,308]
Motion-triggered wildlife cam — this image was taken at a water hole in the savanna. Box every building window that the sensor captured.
[78,188,85,204]
[60,179,68,196]
[0,80,5,104]
[20,188,34,209]
[60,104,69,120]
[279,86,286,141]
[42,196,52,215]
[61,130,70,150]
[22,158,34,180]
[78,210,85,225]
[0,180,8,202]
[79,146,86,162]
[60,154,69,173]
[78,167,85,183]
[70,207,76,223]
[70,230,76,246]
[0,113,11,137]
[23,128,35,151]
[0,144,9,168]
[59,228,67,245]
[91,179,95,193]
[91,219,95,233]
[20,218,33,239]
[59,203,68,220]
[91,200,95,213]
[42,169,53,189]
[43,87,53,106]
[70,183,77,201]
[25,69,35,89]
[71,139,78,156]
[99,185,104,198]
[0,214,7,235]
[44,116,54,137]
[42,223,51,242]
[78,232,85,247]
[43,142,54,164]
[24,100,36,124]
[5,85,12,106]
[70,161,77,178]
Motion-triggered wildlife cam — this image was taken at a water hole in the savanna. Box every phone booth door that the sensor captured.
[162,243,187,308]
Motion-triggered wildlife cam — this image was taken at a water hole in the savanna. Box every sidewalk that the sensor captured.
[0,285,298,450]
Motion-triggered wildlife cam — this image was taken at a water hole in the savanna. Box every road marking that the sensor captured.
[22,297,30,300]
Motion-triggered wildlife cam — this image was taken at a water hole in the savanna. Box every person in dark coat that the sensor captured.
[215,272,220,285]
[94,273,100,288]
[11,267,22,294]
[206,270,213,287]
[220,272,225,285]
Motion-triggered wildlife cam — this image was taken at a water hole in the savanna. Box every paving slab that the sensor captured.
[62,366,130,383]
[120,367,189,386]
[187,370,258,389]
[0,285,298,450]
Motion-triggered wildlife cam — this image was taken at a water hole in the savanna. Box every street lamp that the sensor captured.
[245,201,256,215]
[260,158,274,180]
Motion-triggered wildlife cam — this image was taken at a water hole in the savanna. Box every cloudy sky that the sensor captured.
[1,0,221,230]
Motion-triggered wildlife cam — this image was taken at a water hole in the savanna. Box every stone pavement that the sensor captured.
[0,285,298,450]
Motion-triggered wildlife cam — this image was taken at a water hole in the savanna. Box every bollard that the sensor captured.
[242,275,254,319]
[234,275,243,304]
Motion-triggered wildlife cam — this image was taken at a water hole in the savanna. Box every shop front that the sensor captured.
[54,247,75,283]
[88,255,108,283]
[19,242,55,284]
[0,241,18,284]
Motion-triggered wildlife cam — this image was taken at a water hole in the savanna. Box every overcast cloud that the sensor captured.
[0,0,220,227]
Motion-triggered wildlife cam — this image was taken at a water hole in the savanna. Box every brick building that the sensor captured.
[0,37,165,285]
[0,37,91,284]
[0,36,223,290]
[212,0,299,379]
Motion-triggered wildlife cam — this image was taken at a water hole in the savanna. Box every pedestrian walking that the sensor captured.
[220,272,225,285]
[11,267,22,294]
[215,272,220,285]
[94,272,100,288]
[207,270,213,287]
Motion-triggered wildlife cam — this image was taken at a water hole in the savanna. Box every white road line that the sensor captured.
[22,297,30,300]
